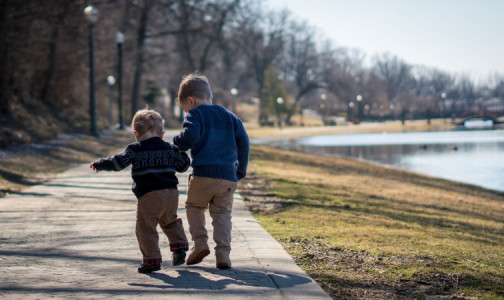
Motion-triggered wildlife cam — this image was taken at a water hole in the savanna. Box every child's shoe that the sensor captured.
[186,243,210,265]
[137,263,161,273]
[172,248,186,266]
[216,252,231,269]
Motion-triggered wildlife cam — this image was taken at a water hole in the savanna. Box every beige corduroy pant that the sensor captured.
[136,189,188,261]
[185,175,237,255]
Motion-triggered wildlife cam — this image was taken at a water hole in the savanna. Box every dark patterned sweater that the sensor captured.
[91,137,190,198]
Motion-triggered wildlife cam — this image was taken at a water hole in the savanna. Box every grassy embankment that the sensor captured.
[240,120,504,299]
[0,130,135,197]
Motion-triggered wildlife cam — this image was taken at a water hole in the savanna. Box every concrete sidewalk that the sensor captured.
[0,164,330,299]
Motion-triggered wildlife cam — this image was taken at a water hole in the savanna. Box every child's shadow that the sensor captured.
[129,266,310,290]
[129,269,237,290]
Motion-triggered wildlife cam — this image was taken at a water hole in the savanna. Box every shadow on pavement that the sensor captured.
[129,266,311,290]
[0,249,138,264]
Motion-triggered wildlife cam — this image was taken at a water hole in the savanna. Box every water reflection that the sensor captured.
[265,130,504,192]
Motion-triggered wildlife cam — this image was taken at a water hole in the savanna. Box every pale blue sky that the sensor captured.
[268,0,504,81]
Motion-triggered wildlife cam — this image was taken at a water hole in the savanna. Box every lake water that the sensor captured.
[259,130,504,192]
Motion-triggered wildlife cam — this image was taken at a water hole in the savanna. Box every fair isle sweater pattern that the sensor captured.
[92,137,190,198]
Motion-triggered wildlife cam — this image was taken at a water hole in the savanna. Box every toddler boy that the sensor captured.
[90,109,190,273]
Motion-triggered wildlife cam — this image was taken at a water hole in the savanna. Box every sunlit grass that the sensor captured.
[245,118,456,139]
[244,145,504,298]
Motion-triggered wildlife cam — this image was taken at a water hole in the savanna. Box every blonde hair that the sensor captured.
[177,73,213,103]
[131,109,164,136]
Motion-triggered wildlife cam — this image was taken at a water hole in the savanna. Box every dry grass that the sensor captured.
[240,145,504,299]
[245,119,456,139]
[0,130,135,197]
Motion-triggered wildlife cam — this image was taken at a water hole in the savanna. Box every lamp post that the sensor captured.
[276,97,284,129]
[116,31,125,129]
[349,101,355,122]
[356,94,363,122]
[83,5,99,137]
[441,92,447,124]
[230,88,238,114]
[106,75,116,126]
[321,93,327,125]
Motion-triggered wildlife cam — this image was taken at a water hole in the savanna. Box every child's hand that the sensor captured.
[89,163,99,173]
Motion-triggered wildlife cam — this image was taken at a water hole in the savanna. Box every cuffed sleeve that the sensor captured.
[91,147,134,171]
[235,119,249,180]
[172,144,191,173]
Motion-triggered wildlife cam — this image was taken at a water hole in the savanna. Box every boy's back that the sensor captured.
[174,104,248,182]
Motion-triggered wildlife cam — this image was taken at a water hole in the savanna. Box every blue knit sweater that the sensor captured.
[173,105,249,182]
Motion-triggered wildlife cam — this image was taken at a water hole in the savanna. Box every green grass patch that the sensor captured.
[241,145,504,299]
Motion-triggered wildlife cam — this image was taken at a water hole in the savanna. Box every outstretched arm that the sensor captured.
[90,147,133,172]
[90,163,99,172]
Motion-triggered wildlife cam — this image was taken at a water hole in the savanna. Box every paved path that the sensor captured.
[0,160,329,298]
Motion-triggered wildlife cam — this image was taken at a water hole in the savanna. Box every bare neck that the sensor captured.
[195,98,212,107]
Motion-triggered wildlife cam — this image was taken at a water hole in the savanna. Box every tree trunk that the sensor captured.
[40,3,69,104]
[0,0,9,115]
[131,0,151,119]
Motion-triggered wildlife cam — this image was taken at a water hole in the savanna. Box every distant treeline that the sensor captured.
[1,0,503,147]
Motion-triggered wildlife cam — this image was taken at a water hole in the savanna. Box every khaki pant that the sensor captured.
[136,189,188,261]
[186,175,237,254]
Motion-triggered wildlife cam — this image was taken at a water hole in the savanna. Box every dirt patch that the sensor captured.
[286,238,466,299]
[239,171,293,213]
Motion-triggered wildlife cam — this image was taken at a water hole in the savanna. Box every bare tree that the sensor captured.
[234,9,289,123]
[373,53,413,124]
[457,75,477,112]
[278,20,324,124]
[319,44,363,121]
[0,0,9,116]
[130,0,155,118]
[491,74,504,100]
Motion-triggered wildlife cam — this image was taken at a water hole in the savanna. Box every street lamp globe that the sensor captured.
[441,92,447,99]
[116,31,125,44]
[356,94,362,102]
[321,93,327,101]
[83,5,99,24]
[107,75,116,86]
[276,97,284,104]
[230,88,238,96]
[349,101,355,108]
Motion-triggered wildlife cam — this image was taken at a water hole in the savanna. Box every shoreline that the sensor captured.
[245,119,457,139]
[248,123,504,194]
[253,142,504,196]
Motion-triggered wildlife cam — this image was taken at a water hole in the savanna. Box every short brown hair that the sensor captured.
[131,109,164,136]
[177,74,213,103]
